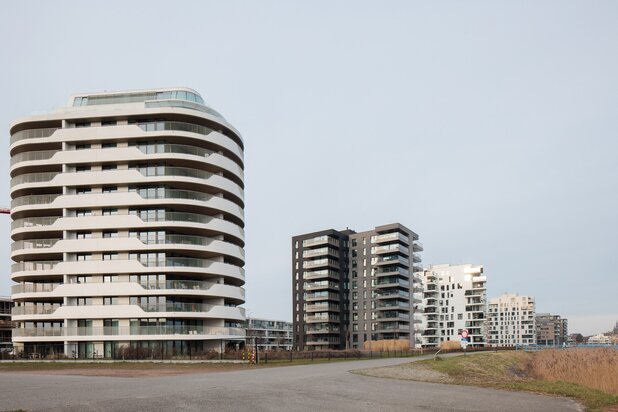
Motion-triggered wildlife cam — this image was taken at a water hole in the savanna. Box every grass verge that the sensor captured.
[355,351,618,412]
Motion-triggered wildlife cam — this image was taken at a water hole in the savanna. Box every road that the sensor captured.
[0,356,581,411]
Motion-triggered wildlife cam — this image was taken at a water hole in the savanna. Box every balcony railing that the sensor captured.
[11,216,60,231]
[305,303,339,312]
[12,279,241,295]
[302,258,338,269]
[11,171,60,187]
[10,127,59,145]
[12,260,61,273]
[12,326,246,337]
[10,149,59,166]
[11,238,61,252]
[303,270,340,281]
[11,283,61,294]
[371,232,409,244]
[133,142,214,158]
[137,121,216,138]
[371,244,409,255]
[11,194,61,208]
[12,305,61,315]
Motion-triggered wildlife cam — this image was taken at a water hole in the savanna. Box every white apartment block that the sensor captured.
[419,264,487,348]
[487,293,536,346]
[246,318,292,350]
[10,88,246,358]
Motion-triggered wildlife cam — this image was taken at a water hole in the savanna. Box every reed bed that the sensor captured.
[527,348,618,395]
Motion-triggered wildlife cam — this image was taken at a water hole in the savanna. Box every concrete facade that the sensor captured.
[9,88,246,358]
[487,293,536,346]
[292,223,423,350]
[419,264,487,348]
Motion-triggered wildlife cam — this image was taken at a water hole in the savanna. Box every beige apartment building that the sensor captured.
[487,293,536,346]
[10,88,246,358]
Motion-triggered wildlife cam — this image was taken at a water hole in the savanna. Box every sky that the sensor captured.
[0,1,616,336]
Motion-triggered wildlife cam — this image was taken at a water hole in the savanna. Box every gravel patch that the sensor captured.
[352,361,453,383]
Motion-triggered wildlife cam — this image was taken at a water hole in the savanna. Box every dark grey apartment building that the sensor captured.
[292,224,423,351]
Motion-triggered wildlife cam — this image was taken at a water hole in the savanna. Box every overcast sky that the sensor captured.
[1,1,616,336]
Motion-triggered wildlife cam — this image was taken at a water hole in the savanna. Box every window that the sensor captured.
[103,231,118,238]
[75,144,91,150]
[103,297,118,305]
[76,187,91,195]
[102,208,118,216]
[76,253,92,261]
[102,253,118,261]
[76,297,92,306]
[76,165,91,172]
[102,186,118,193]
[102,142,117,148]
[76,231,92,239]
[102,164,117,171]
[75,122,91,128]
[103,275,117,283]
[101,120,117,127]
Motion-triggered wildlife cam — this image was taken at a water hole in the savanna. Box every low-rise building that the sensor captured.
[536,313,568,346]
[587,334,612,345]
[487,293,536,346]
[419,264,487,348]
[246,318,292,350]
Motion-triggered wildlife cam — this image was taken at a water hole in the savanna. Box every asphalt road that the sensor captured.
[0,356,581,412]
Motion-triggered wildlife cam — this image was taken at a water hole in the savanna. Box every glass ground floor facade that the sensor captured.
[20,340,243,359]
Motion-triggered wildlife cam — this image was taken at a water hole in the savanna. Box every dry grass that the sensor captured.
[363,339,410,351]
[440,340,462,350]
[357,349,618,411]
[525,349,618,395]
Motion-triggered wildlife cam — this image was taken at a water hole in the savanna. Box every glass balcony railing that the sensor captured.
[10,149,59,166]
[304,281,339,290]
[371,244,409,255]
[11,238,61,252]
[138,302,214,313]
[11,216,59,230]
[302,258,338,269]
[12,305,61,315]
[12,283,61,294]
[133,143,214,158]
[137,121,216,137]
[371,232,410,244]
[11,194,61,208]
[303,270,340,280]
[131,187,214,203]
[12,326,246,337]
[145,100,225,120]
[12,260,61,272]
[10,127,59,145]
[11,171,60,187]
[134,211,214,225]
[11,279,243,295]
[132,166,214,181]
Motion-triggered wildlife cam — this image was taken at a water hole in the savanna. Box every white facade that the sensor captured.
[487,293,536,346]
[10,88,246,358]
[246,318,292,350]
[587,334,612,345]
[418,264,487,348]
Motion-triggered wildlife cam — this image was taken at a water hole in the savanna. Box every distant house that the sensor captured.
[587,334,612,345]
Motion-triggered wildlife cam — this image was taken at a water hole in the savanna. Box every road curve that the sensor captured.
[0,356,581,411]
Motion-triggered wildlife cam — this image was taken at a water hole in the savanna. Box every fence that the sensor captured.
[0,345,513,362]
